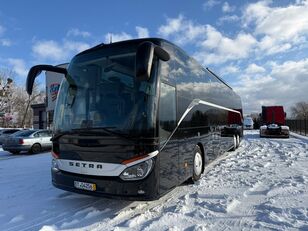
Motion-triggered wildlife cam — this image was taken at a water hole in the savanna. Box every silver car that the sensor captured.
[2,129,52,154]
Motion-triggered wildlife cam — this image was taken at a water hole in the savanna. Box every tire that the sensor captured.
[192,146,203,182]
[31,143,41,154]
[236,135,240,148]
[232,135,237,151]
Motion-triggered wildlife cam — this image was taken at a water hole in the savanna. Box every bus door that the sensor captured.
[158,82,179,192]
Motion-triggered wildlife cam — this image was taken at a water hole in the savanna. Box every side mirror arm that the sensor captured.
[26,65,67,95]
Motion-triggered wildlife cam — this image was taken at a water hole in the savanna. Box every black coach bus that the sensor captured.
[26,38,243,200]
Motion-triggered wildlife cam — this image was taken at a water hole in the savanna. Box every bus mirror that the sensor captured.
[26,66,43,95]
[26,65,67,95]
[136,42,170,81]
[154,46,170,62]
[136,42,154,81]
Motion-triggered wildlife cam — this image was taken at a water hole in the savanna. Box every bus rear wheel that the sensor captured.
[192,146,203,182]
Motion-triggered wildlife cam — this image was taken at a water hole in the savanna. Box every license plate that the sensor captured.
[74,181,96,191]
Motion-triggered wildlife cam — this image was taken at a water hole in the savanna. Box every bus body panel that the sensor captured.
[52,156,160,200]
[157,40,242,186]
[158,139,179,195]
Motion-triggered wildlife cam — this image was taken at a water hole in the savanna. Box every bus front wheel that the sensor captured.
[192,146,203,182]
[232,135,237,151]
[236,135,240,148]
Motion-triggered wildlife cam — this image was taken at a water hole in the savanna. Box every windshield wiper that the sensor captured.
[50,127,103,142]
[51,127,134,142]
[84,127,134,141]
[51,130,75,142]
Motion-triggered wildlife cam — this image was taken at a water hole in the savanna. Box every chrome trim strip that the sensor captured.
[55,150,159,176]
[160,99,242,151]
[198,99,241,115]
[56,159,126,176]
[125,150,159,167]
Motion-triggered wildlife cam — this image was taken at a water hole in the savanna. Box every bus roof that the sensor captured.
[76,38,234,90]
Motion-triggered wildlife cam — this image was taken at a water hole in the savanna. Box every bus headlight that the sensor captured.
[120,159,153,181]
[52,159,59,171]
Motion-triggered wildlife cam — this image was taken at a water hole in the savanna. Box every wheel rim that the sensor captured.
[237,135,240,147]
[32,145,40,153]
[194,152,203,176]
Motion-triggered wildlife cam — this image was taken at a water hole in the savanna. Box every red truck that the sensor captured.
[259,106,289,138]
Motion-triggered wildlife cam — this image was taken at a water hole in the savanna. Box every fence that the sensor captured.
[286,119,308,136]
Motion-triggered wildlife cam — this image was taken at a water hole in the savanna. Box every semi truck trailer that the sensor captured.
[259,106,289,138]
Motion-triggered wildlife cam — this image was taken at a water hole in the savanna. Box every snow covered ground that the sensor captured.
[1,130,308,231]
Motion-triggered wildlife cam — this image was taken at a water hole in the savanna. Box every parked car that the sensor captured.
[0,129,21,145]
[2,129,52,154]
[244,117,254,130]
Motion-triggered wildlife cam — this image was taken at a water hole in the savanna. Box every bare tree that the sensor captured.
[20,84,44,128]
[0,68,45,128]
[11,84,44,128]
[0,69,14,127]
[291,102,308,119]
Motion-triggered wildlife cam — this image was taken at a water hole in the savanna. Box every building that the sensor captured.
[31,63,67,129]
[31,103,46,129]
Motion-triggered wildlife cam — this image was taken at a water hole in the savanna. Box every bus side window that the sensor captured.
[159,82,176,142]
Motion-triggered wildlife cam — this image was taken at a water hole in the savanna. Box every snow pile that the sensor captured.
[0,130,308,230]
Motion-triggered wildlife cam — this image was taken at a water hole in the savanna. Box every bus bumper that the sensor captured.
[51,167,159,201]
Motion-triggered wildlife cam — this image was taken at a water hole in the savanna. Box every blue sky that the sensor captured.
[1,0,308,115]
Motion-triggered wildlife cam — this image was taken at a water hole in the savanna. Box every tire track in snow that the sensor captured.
[119,131,308,231]
[209,131,308,230]
[4,196,107,231]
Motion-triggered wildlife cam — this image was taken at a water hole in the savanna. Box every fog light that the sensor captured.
[138,190,145,195]
[120,159,153,181]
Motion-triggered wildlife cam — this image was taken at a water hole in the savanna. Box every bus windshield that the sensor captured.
[53,49,157,137]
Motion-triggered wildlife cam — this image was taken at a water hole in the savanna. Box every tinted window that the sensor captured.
[20,131,37,137]
[161,42,211,83]
[3,130,19,134]
[205,70,218,83]
[38,131,52,137]
[54,50,157,137]
[159,83,176,142]
[10,130,23,136]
